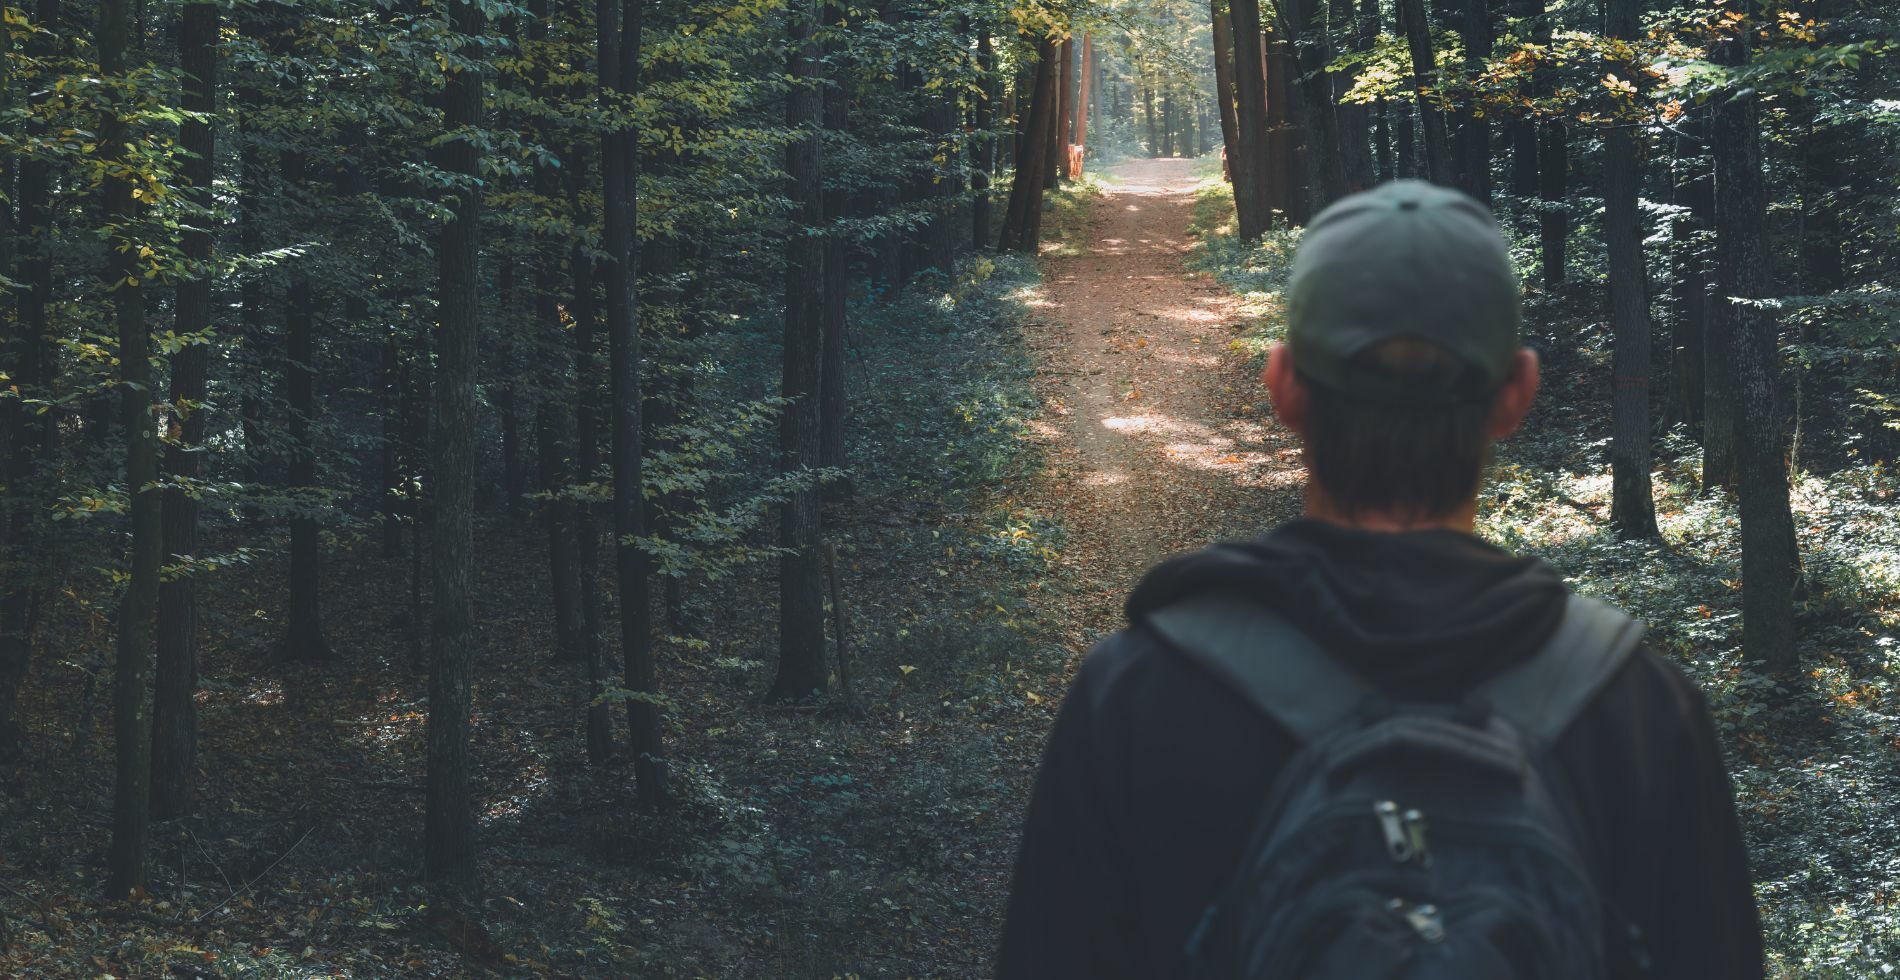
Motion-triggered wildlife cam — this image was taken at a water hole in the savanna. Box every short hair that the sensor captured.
[1300,338,1497,521]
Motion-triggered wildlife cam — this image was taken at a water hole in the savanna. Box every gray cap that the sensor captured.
[1285,180,1523,405]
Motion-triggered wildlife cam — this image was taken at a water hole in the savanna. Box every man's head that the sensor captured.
[1263,180,1539,529]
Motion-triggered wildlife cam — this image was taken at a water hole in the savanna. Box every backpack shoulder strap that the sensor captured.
[1144,594,1372,743]
[1474,593,1646,747]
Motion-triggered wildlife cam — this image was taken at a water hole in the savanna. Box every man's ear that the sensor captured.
[1263,342,1308,436]
[1485,348,1540,440]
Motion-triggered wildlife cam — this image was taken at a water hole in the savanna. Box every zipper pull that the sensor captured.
[1403,808,1431,868]
[1376,800,1414,863]
[1403,902,1447,944]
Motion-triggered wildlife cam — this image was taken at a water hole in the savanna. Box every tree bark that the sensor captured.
[1397,0,1453,185]
[424,0,485,887]
[998,37,1058,252]
[600,0,667,800]
[102,0,158,899]
[1050,39,1073,185]
[569,242,614,764]
[1451,0,1492,203]
[1072,34,1092,176]
[1228,0,1274,237]
[1280,0,1346,208]
[1332,0,1375,192]
[152,0,216,821]
[280,147,332,662]
[1210,7,1241,181]
[1604,0,1656,539]
[972,29,995,248]
[1711,0,1797,672]
[1669,120,1711,435]
[771,0,830,702]
[820,0,851,477]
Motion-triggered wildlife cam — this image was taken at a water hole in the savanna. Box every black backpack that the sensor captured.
[1146,592,1647,980]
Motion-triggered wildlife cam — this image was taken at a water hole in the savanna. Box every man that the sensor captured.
[997,181,1761,978]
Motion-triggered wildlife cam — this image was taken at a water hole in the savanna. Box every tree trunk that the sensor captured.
[820,0,851,477]
[1211,7,1241,181]
[772,0,830,702]
[1394,96,1416,178]
[1229,0,1274,237]
[1711,0,1797,672]
[1451,0,1492,203]
[972,29,995,248]
[569,242,614,764]
[1537,118,1568,285]
[1050,39,1073,185]
[102,0,158,899]
[1669,121,1711,435]
[1604,0,1656,539]
[1072,34,1092,176]
[280,148,332,662]
[1508,0,1544,200]
[1280,0,1346,207]
[600,0,667,800]
[1332,0,1375,192]
[424,0,485,887]
[998,37,1058,252]
[1397,0,1453,185]
[152,0,216,821]
[0,0,60,764]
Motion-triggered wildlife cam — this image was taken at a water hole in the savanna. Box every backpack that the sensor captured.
[1145,592,1648,980]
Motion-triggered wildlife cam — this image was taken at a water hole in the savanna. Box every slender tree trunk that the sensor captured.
[1211,7,1241,181]
[0,0,60,763]
[1669,121,1711,435]
[280,148,332,662]
[1229,0,1274,237]
[972,29,995,248]
[424,0,485,886]
[1537,124,1568,286]
[1451,0,1492,203]
[1280,0,1346,207]
[600,0,666,800]
[569,242,613,763]
[1397,0,1453,185]
[152,0,216,820]
[1507,0,1544,199]
[820,0,851,477]
[1072,34,1092,176]
[1605,0,1656,538]
[1050,39,1073,186]
[1332,0,1375,192]
[998,36,1058,252]
[772,0,829,701]
[1394,96,1417,178]
[1711,0,1797,672]
[102,0,158,898]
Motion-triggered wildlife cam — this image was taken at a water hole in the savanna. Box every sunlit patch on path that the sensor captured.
[1020,157,1305,646]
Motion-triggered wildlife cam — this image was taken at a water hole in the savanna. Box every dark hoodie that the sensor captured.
[996,519,1762,979]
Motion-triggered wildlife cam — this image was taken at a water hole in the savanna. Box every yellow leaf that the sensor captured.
[1025,690,1043,703]
[898,665,917,676]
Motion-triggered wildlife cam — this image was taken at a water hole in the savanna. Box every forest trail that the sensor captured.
[1023,157,1304,647]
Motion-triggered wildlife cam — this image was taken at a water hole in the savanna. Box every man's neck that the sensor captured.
[1302,485,1478,535]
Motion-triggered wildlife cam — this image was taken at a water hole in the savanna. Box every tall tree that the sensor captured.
[998,36,1059,252]
[1228,0,1274,237]
[972,28,996,248]
[424,0,486,886]
[1533,0,1567,286]
[1710,0,1798,672]
[280,145,331,661]
[601,0,668,800]
[101,0,159,899]
[771,0,829,702]
[1072,34,1092,176]
[1396,0,1453,185]
[1332,0,1375,191]
[820,0,851,476]
[152,0,217,821]
[1451,0,1492,203]
[1604,0,1658,538]
[1210,4,1241,178]
[1279,0,1345,207]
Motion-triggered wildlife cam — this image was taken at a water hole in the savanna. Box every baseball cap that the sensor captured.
[1285,180,1524,406]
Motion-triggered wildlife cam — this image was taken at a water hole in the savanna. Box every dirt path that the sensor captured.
[1023,157,1305,648]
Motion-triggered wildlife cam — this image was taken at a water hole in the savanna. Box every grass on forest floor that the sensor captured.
[1187,175,1900,978]
[0,253,1071,978]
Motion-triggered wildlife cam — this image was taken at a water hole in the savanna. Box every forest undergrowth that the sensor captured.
[1188,169,1900,977]
[0,197,1104,977]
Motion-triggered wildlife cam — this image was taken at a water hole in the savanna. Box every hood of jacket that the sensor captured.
[1125,518,1570,698]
